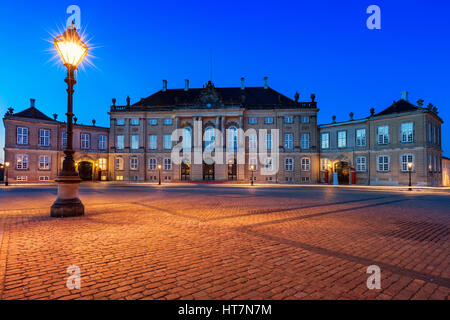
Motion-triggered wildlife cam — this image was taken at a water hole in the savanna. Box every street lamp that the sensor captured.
[4,162,9,186]
[50,22,88,217]
[408,162,413,191]
[250,165,255,186]
[158,164,162,185]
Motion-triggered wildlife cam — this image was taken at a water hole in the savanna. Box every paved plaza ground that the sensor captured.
[0,183,448,300]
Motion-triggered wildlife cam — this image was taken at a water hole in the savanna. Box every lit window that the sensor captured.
[39,155,50,170]
[301,157,310,171]
[377,126,389,145]
[17,127,29,145]
[401,154,414,172]
[377,155,390,172]
[321,133,329,149]
[16,154,29,170]
[320,158,330,171]
[149,135,157,150]
[80,133,90,149]
[98,158,107,170]
[130,157,138,170]
[356,129,366,147]
[115,158,124,170]
[115,175,124,181]
[116,135,124,149]
[39,129,50,146]
[284,134,293,149]
[401,123,414,143]
[39,176,50,181]
[131,135,139,150]
[301,133,310,149]
[338,131,347,148]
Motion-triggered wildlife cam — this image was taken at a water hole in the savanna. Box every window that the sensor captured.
[131,135,139,150]
[356,156,367,172]
[301,116,310,124]
[17,127,28,145]
[81,133,90,149]
[301,158,310,171]
[301,133,310,149]
[116,135,124,149]
[401,154,414,172]
[320,158,330,171]
[285,158,294,171]
[164,135,172,150]
[227,127,238,152]
[428,123,432,143]
[130,119,139,126]
[284,134,293,149]
[356,129,366,147]
[39,176,50,181]
[264,158,274,172]
[433,125,436,144]
[116,175,124,181]
[321,133,329,149]
[16,176,28,181]
[204,127,215,152]
[148,158,157,170]
[248,134,257,151]
[433,155,437,172]
[428,154,433,172]
[130,157,138,170]
[164,158,172,170]
[16,154,29,169]
[249,157,258,170]
[248,117,257,124]
[284,116,293,124]
[264,117,274,124]
[164,119,173,125]
[149,119,157,126]
[149,135,157,150]
[62,132,67,147]
[98,158,107,170]
[337,131,347,148]
[39,155,50,170]
[401,122,414,143]
[182,127,192,151]
[377,155,390,172]
[39,129,50,146]
[99,135,107,150]
[377,126,389,145]
[301,177,310,182]
[116,119,124,126]
[265,133,272,150]
[115,157,124,170]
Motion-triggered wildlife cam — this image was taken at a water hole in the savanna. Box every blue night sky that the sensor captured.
[0,0,449,161]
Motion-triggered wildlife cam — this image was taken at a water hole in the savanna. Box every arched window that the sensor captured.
[227,126,237,152]
[204,126,215,152]
[182,127,192,151]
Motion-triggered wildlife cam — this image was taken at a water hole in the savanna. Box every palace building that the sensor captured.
[2,79,445,186]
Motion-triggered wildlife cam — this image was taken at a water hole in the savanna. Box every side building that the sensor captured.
[318,93,443,186]
[3,99,110,181]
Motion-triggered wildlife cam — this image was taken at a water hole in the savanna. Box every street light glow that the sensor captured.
[54,22,88,68]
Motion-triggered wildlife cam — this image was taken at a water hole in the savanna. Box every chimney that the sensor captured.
[332,115,336,123]
[112,98,116,106]
[240,77,245,90]
[126,96,130,106]
[349,112,354,120]
[92,119,96,126]
[30,98,36,108]
[162,80,167,92]
[401,91,409,101]
[184,79,189,91]
[53,113,58,120]
[370,108,375,116]
[263,76,268,89]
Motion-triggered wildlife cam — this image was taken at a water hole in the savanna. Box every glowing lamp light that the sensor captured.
[54,22,88,68]
[5,162,10,167]
[250,165,255,171]
[158,165,162,170]
[408,162,413,171]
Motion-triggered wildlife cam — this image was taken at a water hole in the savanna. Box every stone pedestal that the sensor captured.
[50,176,84,217]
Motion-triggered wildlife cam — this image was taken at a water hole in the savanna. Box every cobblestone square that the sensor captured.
[0,183,448,300]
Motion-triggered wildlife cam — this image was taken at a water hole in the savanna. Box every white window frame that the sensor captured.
[164,119,173,126]
[130,119,139,126]
[39,129,50,146]
[337,130,347,148]
[248,117,257,125]
[285,158,294,171]
[377,126,389,145]
[149,119,157,126]
[149,135,157,150]
[401,122,414,143]
[301,116,310,124]
[163,158,172,171]
[265,133,273,150]
[98,158,107,170]
[301,133,310,149]
[148,158,157,170]
[355,156,367,172]
[17,127,29,145]
[116,135,124,150]
[284,116,294,124]
[400,154,414,172]
[377,155,390,172]
[116,119,125,126]
[321,133,329,149]
[164,135,172,150]
[284,133,293,149]
[39,155,50,170]
[264,117,274,124]
[115,157,124,170]
[130,157,138,170]
[99,135,107,150]
[39,176,50,181]
[301,157,310,171]
[131,135,139,150]
[80,133,90,149]
[16,154,29,170]
[356,129,366,147]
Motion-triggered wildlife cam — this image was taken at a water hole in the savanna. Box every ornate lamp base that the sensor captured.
[50,176,84,217]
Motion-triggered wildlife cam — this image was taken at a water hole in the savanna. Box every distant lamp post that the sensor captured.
[158,164,162,185]
[250,165,255,186]
[408,162,413,191]
[50,22,88,217]
[4,162,9,186]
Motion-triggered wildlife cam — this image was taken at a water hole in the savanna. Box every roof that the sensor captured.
[374,99,420,117]
[112,82,317,112]
[11,106,57,122]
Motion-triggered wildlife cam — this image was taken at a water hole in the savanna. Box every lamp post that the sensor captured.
[408,162,413,191]
[250,165,255,186]
[158,164,162,185]
[50,22,88,217]
[4,162,9,186]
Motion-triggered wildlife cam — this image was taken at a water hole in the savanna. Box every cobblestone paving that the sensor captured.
[0,184,449,300]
